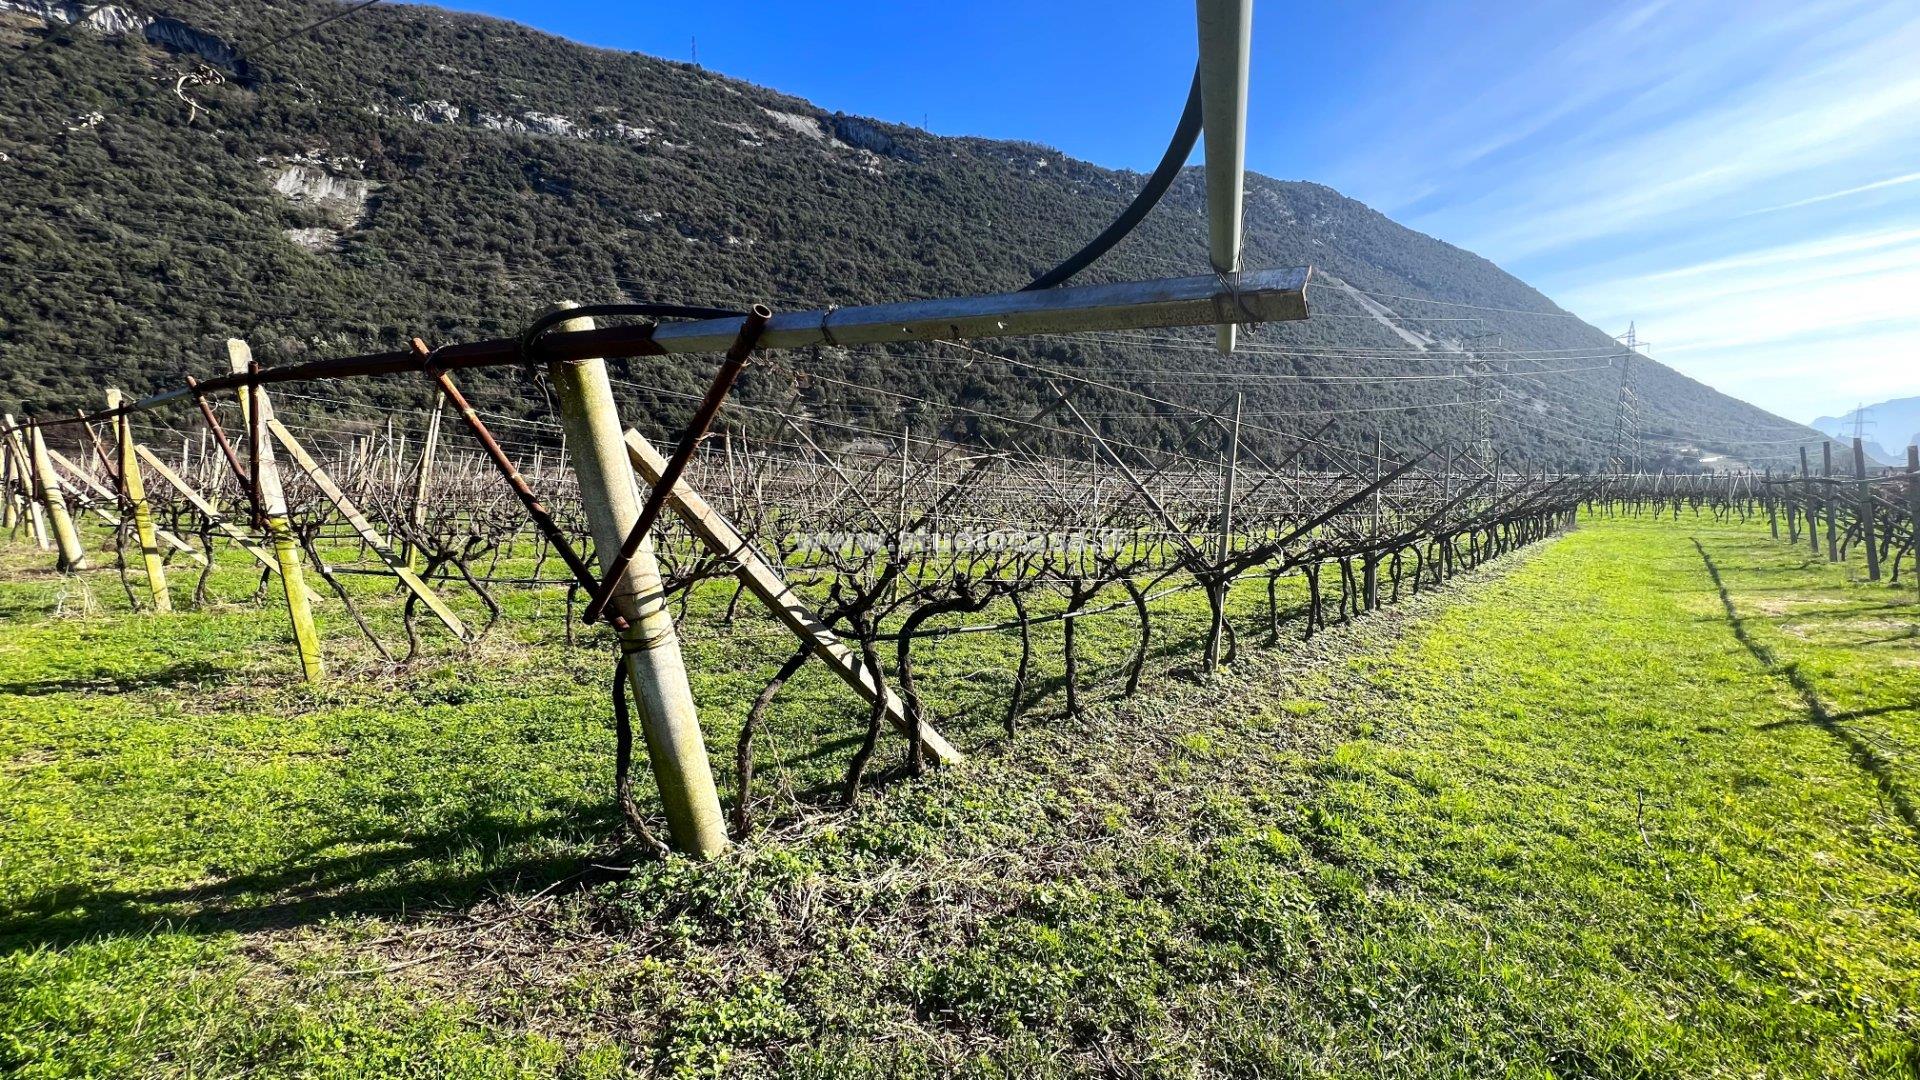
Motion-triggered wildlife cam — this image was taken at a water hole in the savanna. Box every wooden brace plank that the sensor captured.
[133,443,323,603]
[46,447,210,567]
[624,428,962,767]
[267,418,471,641]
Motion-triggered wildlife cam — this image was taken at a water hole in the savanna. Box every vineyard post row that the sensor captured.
[0,268,1315,857]
[1596,447,1918,596]
[10,361,1915,856]
[5,291,1914,858]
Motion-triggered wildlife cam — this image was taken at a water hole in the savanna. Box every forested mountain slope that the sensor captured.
[0,0,1821,468]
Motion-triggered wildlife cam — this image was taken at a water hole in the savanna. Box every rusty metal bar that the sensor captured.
[186,374,261,528]
[187,376,249,487]
[413,339,620,629]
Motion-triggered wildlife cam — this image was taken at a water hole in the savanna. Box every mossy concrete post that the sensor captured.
[4,415,48,549]
[108,389,170,612]
[546,308,728,859]
[28,420,88,571]
[233,340,323,683]
[1854,438,1880,581]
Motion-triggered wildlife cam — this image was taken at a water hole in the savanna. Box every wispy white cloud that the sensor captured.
[1748,171,1920,215]
[1597,224,1920,288]
[1463,41,1920,258]
[1328,0,1920,419]
[1556,225,1920,417]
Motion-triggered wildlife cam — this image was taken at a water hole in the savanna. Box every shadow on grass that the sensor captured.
[0,807,625,953]
[1693,537,1920,836]
[1773,600,1919,621]
[1848,627,1920,648]
[0,658,233,697]
[1759,701,1919,728]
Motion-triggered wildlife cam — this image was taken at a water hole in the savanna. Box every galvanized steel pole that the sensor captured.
[1195,0,1252,354]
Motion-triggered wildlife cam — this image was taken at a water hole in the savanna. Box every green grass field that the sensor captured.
[1,514,1916,1077]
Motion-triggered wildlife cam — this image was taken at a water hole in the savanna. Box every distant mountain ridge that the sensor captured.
[1811,396,1920,466]
[0,0,1824,469]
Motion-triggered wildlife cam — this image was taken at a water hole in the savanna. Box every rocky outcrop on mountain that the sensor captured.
[266,163,370,227]
[1,0,247,76]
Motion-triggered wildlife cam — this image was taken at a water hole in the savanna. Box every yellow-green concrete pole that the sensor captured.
[547,307,728,858]
[233,340,322,683]
[28,420,88,571]
[4,415,48,549]
[108,389,170,612]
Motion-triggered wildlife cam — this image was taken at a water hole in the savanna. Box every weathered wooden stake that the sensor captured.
[1906,445,1920,595]
[1855,437,1880,580]
[1364,426,1383,610]
[1823,442,1838,562]
[1,439,15,531]
[548,310,727,859]
[1205,392,1241,670]
[401,395,443,570]
[1801,446,1818,555]
[235,342,323,683]
[28,421,88,571]
[108,389,170,611]
[896,424,910,557]
[1765,466,1778,538]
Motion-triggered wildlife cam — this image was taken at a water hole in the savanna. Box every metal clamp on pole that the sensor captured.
[582,304,771,626]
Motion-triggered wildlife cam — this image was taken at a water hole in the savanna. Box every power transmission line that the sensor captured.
[253,0,384,57]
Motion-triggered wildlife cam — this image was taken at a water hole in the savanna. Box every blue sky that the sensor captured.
[441,0,1919,422]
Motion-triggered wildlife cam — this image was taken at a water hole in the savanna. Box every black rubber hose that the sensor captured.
[1023,65,1204,291]
[516,69,1197,326]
